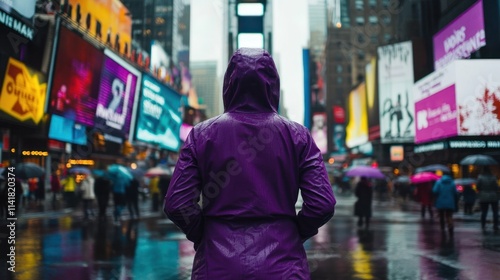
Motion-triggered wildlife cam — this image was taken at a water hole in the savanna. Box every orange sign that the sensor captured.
[0,58,47,124]
[65,0,132,55]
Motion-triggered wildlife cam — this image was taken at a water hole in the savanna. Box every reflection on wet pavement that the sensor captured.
[1,196,500,279]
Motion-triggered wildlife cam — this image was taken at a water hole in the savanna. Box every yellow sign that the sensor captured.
[346,83,368,148]
[66,0,132,56]
[0,58,47,124]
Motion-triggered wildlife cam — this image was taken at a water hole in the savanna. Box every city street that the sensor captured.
[1,193,500,279]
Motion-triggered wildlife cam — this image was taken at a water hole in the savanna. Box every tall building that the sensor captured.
[122,0,190,64]
[324,0,398,156]
[190,61,221,118]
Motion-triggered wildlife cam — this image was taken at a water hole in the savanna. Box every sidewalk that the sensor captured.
[13,196,165,221]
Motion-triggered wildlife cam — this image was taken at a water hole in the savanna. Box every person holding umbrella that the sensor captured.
[414,181,435,220]
[354,177,373,229]
[432,174,458,236]
[476,166,499,232]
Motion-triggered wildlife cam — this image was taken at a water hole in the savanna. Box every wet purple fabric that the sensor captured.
[164,48,336,279]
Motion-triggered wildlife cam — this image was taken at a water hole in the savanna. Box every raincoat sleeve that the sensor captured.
[164,132,203,248]
[296,132,336,241]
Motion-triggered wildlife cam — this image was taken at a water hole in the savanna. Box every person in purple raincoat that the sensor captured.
[164,48,336,279]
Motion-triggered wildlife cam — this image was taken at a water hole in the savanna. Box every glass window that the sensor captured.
[384,33,392,42]
[369,16,378,25]
[369,0,377,8]
[337,76,343,84]
[358,51,365,60]
[357,34,365,44]
[355,16,365,26]
[337,65,343,73]
[371,36,378,44]
[355,0,364,10]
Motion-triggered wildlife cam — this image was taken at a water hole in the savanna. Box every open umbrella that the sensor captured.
[394,176,411,184]
[15,162,45,179]
[454,178,476,186]
[415,164,450,174]
[69,166,91,174]
[460,154,498,166]
[410,172,440,184]
[145,166,172,177]
[344,166,385,179]
[107,164,133,181]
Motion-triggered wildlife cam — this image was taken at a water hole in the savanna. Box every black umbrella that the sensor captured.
[15,162,45,179]
[460,155,498,166]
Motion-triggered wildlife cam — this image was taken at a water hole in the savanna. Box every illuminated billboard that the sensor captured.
[95,49,141,144]
[346,83,368,148]
[0,57,47,125]
[0,0,36,40]
[48,115,87,145]
[377,41,415,143]
[433,0,485,70]
[135,74,182,151]
[49,26,104,126]
[414,59,500,144]
[65,0,132,55]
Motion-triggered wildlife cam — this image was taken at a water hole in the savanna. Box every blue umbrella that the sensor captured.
[107,164,133,181]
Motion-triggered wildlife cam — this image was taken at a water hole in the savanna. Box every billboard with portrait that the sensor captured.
[365,57,379,140]
[433,0,485,70]
[95,49,141,143]
[49,26,104,126]
[311,112,327,154]
[135,74,182,151]
[377,41,415,143]
[346,83,368,148]
[64,0,132,55]
[0,56,47,126]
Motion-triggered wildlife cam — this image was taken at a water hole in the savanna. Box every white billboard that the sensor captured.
[377,41,415,143]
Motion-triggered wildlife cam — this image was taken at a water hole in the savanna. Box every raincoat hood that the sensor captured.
[223,48,280,113]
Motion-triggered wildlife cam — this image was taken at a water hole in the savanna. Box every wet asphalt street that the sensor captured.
[1,193,500,280]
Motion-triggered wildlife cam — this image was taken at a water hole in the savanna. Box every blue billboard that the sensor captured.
[135,74,182,151]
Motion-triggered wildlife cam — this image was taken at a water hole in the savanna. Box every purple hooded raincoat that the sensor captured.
[164,48,336,279]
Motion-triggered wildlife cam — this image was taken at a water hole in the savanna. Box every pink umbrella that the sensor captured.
[410,172,440,184]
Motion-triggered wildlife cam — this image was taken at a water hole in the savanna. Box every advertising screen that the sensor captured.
[365,57,379,140]
[377,41,415,143]
[136,74,182,151]
[0,0,36,40]
[455,60,500,135]
[48,114,87,145]
[346,83,368,148]
[414,63,457,143]
[95,49,141,143]
[0,57,47,126]
[65,0,132,56]
[49,26,104,126]
[414,59,500,143]
[311,112,327,154]
[433,0,485,70]
[180,123,193,142]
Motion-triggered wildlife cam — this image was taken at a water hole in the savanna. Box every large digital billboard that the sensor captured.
[414,59,500,144]
[377,41,415,143]
[135,74,182,151]
[433,0,485,70]
[0,0,36,40]
[48,114,87,145]
[365,57,379,141]
[346,83,368,148]
[64,0,132,56]
[0,56,47,126]
[49,26,104,126]
[95,49,141,144]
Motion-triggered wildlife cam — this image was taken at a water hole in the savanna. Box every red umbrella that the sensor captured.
[410,172,440,184]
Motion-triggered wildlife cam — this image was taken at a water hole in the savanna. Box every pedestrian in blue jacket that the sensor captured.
[433,175,458,236]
